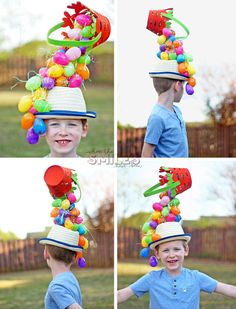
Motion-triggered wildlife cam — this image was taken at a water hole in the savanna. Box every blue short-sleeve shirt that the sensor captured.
[45,271,82,309]
[144,104,188,157]
[130,268,217,309]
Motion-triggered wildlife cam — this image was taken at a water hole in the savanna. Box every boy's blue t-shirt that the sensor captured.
[45,271,82,309]
[144,104,188,157]
[130,268,217,309]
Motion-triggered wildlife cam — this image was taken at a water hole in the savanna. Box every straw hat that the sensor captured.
[36,86,96,119]
[149,222,191,250]
[39,224,82,252]
[149,60,188,81]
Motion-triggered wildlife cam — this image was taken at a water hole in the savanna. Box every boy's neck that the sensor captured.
[48,259,72,278]
[157,93,175,111]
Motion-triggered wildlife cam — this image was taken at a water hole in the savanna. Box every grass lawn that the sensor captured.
[118,258,236,309]
[0,84,113,157]
[0,267,113,309]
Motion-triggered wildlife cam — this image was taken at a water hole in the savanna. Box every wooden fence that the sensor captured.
[118,125,236,157]
[118,226,236,262]
[0,54,113,88]
[0,231,113,273]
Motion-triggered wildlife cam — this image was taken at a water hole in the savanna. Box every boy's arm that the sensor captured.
[67,303,83,309]
[141,143,155,157]
[117,287,134,303]
[215,281,236,298]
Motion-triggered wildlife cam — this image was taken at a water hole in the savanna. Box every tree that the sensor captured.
[0,229,18,241]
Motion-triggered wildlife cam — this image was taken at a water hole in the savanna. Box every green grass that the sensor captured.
[118,258,236,309]
[0,84,113,157]
[0,267,113,309]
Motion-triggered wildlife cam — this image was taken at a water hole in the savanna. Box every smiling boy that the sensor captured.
[36,86,96,157]
[118,222,236,308]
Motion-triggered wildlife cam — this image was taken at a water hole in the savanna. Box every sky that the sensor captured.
[117,159,236,221]
[0,159,114,238]
[117,0,236,125]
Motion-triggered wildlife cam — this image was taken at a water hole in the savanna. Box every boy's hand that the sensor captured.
[117,287,134,303]
[141,143,155,157]
[67,303,83,309]
[215,281,236,298]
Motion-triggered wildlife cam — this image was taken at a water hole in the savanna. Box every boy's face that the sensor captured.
[155,240,189,275]
[45,118,88,157]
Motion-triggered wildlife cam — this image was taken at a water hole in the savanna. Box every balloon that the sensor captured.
[52,199,62,207]
[162,28,172,37]
[33,118,46,134]
[65,47,81,61]
[186,84,194,95]
[188,77,196,87]
[160,196,170,206]
[67,28,82,40]
[161,207,170,217]
[76,64,90,80]
[77,55,91,65]
[63,62,75,77]
[48,64,64,78]
[39,67,48,77]
[149,220,157,229]
[42,77,55,90]
[157,35,166,45]
[61,199,70,210]
[142,222,150,233]
[26,127,39,144]
[21,112,35,130]
[78,224,87,235]
[53,52,70,66]
[34,99,51,112]
[18,95,32,113]
[149,256,158,267]
[56,76,68,86]
[67,193,76,203]
[152,202,163,211]
[81,26,95,38]
[78,257,86,268]
[76,14,93,26]
[69,74,83,88]
[140,248,150,258]
[25,76,42,91]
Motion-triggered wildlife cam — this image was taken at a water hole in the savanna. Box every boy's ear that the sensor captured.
[81,121,88,138]
[44,247,50,260]
[154,248,160,259]
[184,245,189,257]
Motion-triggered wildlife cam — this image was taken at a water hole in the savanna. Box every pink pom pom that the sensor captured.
[152,202,163,211]
[166,213,176,222]
[67,193,76,203]
[39,67,48,77]
[160,196,170,206]
[162,28,172,37]
[175,46,184,55]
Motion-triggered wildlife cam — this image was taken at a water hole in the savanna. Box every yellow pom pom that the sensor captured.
[151,211,162,221]
[61,199,70,210]
[157,35,167,45]
[18,95,32,113]
[187,65,196,77]
[160,52,169,60]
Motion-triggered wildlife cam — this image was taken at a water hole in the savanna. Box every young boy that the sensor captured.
[141,60,188,158]
[118,222,236,308]
[40,224,84,309]
[37,86,95,157]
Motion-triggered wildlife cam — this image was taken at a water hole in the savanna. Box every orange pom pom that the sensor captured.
[76,64,90,80]
[152,234,161,242]
[188,77,196,87]
[79,236,86,247]
[21,113,35,130]
[178,62,188,74]
[170,206,180,215]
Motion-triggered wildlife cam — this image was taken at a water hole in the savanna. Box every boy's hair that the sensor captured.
[155,240,188,252]
[46,244,76,265]
[152,77,180,95]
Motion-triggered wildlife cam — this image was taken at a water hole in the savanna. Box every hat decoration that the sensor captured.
[140,166,192,267]
[44,165,89,268]
[17,1,110,144]
[147,8,196,95]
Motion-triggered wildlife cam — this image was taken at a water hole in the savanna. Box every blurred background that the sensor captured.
[0,0,114,157]
[117,0,236,157]
[0,159,114,309]
[118,159,236,308]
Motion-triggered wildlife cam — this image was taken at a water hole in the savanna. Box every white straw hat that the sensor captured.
[39,224,82,252]
[149,222,191,250]
[36,86,96,119]
[149,60,188,80]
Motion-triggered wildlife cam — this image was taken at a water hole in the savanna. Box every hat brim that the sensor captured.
[36,110,96,119]
[39,237,83,252]
[149,233,191,250]
[149,71,188,81]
